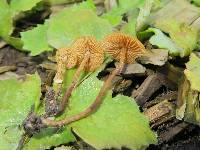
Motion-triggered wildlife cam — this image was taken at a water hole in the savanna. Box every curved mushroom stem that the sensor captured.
[42,51,126,127]
[58,53,90,114]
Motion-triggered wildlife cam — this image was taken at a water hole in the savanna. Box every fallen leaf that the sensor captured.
[176,75,200,126]
[184,53,200,91]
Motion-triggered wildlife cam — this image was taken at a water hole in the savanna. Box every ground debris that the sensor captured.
[158,122,189,143]
[0,65,16,73]
[144,100,175,125]
[122,63,146,77]
[138,49,168,66]
[176,75,200,126]
[132,73,165,106]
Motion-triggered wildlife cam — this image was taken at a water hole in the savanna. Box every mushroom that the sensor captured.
[54,36,104,114]
[42,33,147,127]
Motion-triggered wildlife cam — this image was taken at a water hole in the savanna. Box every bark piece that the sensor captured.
[132,73,164,106]
[122,63,146,77]
[0,65,16,73]
[144,100,175,124]
[159,122,189,142]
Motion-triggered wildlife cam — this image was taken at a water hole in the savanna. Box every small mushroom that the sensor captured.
[51,37,104,115]
[42,33,147,127]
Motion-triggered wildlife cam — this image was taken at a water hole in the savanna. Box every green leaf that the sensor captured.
[25,127,75,150]
[58,62,157,149]
[72,0,96,12]
[47,8,112,48]
[0,0,14,37]
[0,0,23,49]
[102,0,145,26]
[0,74,41,150]
[192,0,200,6]
[155,19,198,57]
[139,28,183,56]
[184,53,200,91]
[21,21,53,56]
[10,0,42,12]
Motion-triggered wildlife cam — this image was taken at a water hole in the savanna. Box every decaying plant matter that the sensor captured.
[42,33,147,127]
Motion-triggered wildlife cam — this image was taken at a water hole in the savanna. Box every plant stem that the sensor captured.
[58,53,90,114]
[42,51,126,127]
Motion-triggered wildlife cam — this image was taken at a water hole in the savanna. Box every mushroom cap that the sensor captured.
[56,47,77,69]
[55,47,76,83]
[70,36,104,71]
[103,32,146,64]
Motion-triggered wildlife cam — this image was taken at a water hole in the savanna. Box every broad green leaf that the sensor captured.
[21,21,53,56]
[184,53,200,91]
[139,28,182,56]
[0,74,41,150]
[47,8,112,48]
[58,62,157,149]
[0,0,23,49]
[10,0,42,12]
[0,0,14,37]
[155,19,198,57]
[25,127,75,150]
[72,0,96,12]
[102,0,145,26]
[192,0,200,6]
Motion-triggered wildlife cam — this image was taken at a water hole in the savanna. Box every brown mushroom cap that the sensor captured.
[103,32,146,64]
[70,36,104,71]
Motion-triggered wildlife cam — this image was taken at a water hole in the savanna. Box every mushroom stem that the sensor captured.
[58,53,90,114]
[42,51,126,127]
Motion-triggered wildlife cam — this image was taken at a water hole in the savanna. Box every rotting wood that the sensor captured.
[143,91,177,109]
[132,73,164,106]
[0,65,17,74]
[159,122,189,142]
[113,79,132,94]
[144,100,175,124]
[157,62,183,90]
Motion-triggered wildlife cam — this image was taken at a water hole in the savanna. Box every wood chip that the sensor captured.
[122,63,146,77]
